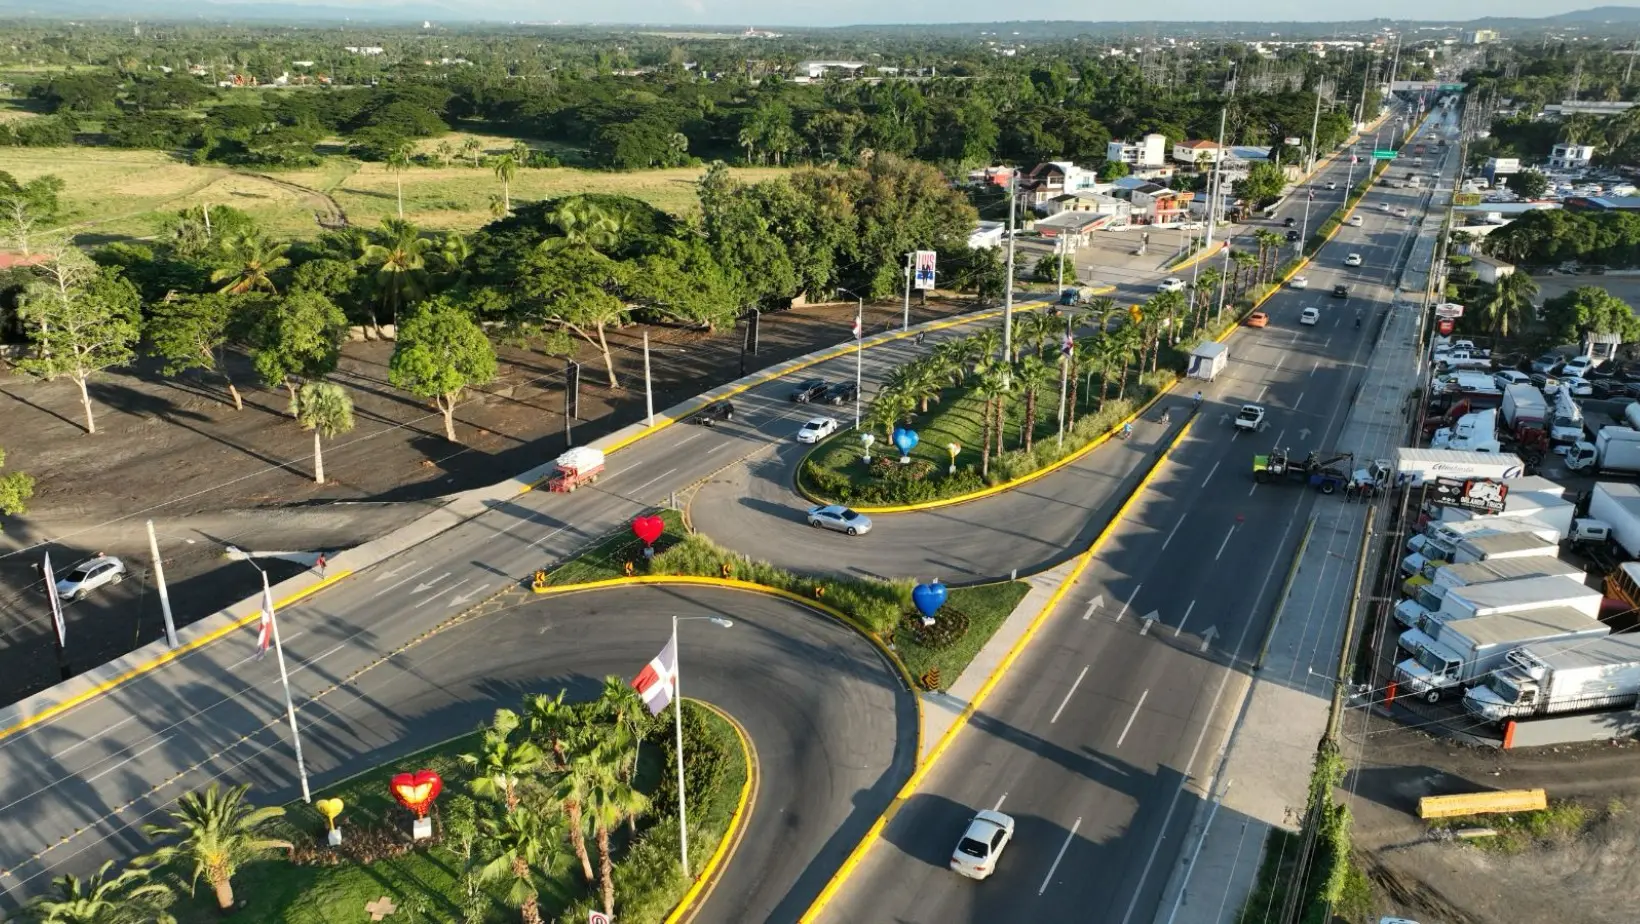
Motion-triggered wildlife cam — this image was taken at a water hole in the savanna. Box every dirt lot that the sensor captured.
[1343,712,1640,924]
[0,295,974,705]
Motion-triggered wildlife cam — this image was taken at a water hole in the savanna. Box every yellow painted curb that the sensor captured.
[662,700,758,924]
[796,417,1198,924]
[0,570,355,745]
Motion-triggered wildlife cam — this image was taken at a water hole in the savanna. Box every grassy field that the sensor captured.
[0,145,792,243]
[542,508,688,586]
[895,580,1032,690]
[172,701,746,924]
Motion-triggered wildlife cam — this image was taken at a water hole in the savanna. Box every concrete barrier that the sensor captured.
[1502,710,1640,749]
[1419,788,1547,819]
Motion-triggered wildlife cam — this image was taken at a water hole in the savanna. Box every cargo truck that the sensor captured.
[1402,517,1563,575]
[1396,572,1603,639]
[1393,448,1524,487]
[1395,607,1610,702]
[1500,384,1547,435]
[1431,409,1502,452]
[1549,390,1584,444]
[1463,633,1640,722]
[1586,482,1640,559]
[1563,426,1640,475]
[1426,488,1577,537]
[1399,554,1585,618]
[544,447,606,492]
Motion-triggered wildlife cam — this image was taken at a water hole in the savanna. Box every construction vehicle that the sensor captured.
[1253,448,1353,494]
[544,447,606,492]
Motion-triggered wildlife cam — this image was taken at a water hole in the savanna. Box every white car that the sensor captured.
[950,810,1015,880]
[1348,215,1364,227]
[55,555,127,601]
[1493,370,1531,390]
[1379,202,1391,212]
[1288,275,1309,289]
[1234,404,1266,431]
[1562,355,1596,378]
[1300,307,1321,326]
[1325,181,1338,190]
[1560,376,1594,397]
[1344,253,1363,267]
[807,504,872,536]
[1157,277,1186,293]
[795,417,839,444]
[1396,207,1410,218]
[1175,221,1204,231]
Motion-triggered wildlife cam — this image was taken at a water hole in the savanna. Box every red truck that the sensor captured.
[545,447,605,492]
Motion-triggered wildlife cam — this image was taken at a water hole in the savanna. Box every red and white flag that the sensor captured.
[256,582,275,657]
[43,552,65,648]
[632,632,678,716]
[851,316,862,339]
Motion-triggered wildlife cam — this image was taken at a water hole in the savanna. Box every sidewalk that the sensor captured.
[1152,254,1430,921]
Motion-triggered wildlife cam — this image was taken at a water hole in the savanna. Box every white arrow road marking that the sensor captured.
[1139,611,1158,636]
[412,573,451,595]
[1117,689,1150,748]
[1298,427,1312,441]
[1038,817,1083,896]
[373,565,435,599]
[415,578,466,607]
[373,561,417,582]
[449,583,492,608]
[1082,595,1105,620]
[1050,666,1089,724]
[1200,625,1220,653]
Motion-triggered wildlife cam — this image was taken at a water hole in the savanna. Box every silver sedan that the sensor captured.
[806,504,873,536]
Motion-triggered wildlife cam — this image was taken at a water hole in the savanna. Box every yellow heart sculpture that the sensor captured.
[315,798,344,828]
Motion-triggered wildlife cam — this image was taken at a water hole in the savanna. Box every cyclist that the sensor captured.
[1121,422,1135,440]
[1160,408,1172,425]
[1193,391,1203,408]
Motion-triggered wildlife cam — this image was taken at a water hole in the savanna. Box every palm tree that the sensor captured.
[140,783,289,913]
[291,382,354,485]
[460,708,545,814]
[1110,324,1143,400]
[489,194,509,219]
[210,231,289,296]
[522,689,575,768]
[478,808,558,924]
[1231,250,1259,298]
[930,338,974,387]
[436,231,473,282]
[1255,229,1284,283]
[1016,354,1056,452]
[543,199,623,253]
[737,124,759,164]
[510,141,531,164]
[358,218,433,329]
[27,861,176,924]
[1193,266,1224,330]
[969,328,1003,372]
[492,154,519,214]
[386,143,414,220]
[1484,271,1540,338]
[461,137,483,167]
[585,758,649,917]
[885,360,939,414]
[1087,331,1124,407]
[551,755,599,887]
[434,140,455,166]
[864,393,906,443]
[594,676,649,833]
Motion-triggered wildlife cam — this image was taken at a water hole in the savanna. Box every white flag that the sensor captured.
[631,632,678,716]
[256,582,275,657]
[43,552,65,648]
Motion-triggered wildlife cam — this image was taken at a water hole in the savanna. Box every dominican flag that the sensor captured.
[632,633,678,716]
[851,316,862,339]
[256,583,275,657]
[1308,189,1315,201]
[1061,332,1075,357]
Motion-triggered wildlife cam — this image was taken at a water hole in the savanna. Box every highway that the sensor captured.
[812,115,1440,923]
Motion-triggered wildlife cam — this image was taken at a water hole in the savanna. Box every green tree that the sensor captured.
[491,154,519,215]
[478,808,558,924]
[0,447,34,520]
[146,292,248,410]
[16,258,142,435]
[1234,161,1287,207]
[516,246,629,388]
[973,364,1010,476]
[551,748,600,887]
[387,143,414,220]
[1016,354,1057,452]
[24,860,176,924]
[542,198,624,254]
[211,230,289,296]
[1542,285,1640,345]
[140,783,289,913]
[390,297,499,442]
[1482,271,1540,338]
[1513,169,1550,200]
[358,218,434,330]
[291,381,355,485]
[244,290,348,412]
[460,708,545,814]
[0,173,65,256]
[462,137,483,167]
[585,755,649,917]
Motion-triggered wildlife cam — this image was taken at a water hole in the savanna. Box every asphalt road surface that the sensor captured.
[815,116,1441,924]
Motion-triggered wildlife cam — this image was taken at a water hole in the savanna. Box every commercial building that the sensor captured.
[1172,140,1225,166]
[1020,161,1102,210]
[1542,100,1637,119]
[1040,191,1132,220]
[1465,29,1499,44]
[1548,143,1596,172]
[1564,196,1640,213]
[796,60,866,79]
[1030,211,1111,244]
[1105,134,1168,170]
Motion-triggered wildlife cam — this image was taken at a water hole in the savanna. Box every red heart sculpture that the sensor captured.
[389,770,443,818]
[632,515,664,546]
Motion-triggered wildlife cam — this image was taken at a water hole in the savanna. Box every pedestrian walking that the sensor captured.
[316,553,327,576]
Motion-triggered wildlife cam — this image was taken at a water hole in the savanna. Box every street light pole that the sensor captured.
[146,519,180,650]
[1002,173,1017,365]
[1203,108,1229,250]
[902,252,913,332]
[1298,191,1313,257]
[670,613,732,876]
[841,288,865,431]
[229,547,311,804]
[1306,83,1324,175]
[643,331,654,428]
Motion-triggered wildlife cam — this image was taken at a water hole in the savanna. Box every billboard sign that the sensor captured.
[1429,477,1509,513]
[1434,303,1464,319]
[914,251,936,291]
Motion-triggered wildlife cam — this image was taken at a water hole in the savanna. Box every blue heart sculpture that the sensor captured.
[912,581,947,620]
[892,427,920,455]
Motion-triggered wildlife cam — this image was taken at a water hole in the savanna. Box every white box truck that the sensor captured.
[1396,572,1601,643]
[1500,384,1547,434]
[1431,408,1501,452]
[1397,555,1586,628]
[1550,390,1584,444]
[1395,607,1610,702]
[1402,517,1564,575]
[1393,448,1525,487]
[1463,633,1640,722]
[1586,482,1640,559]
[1563,426,1640,475]
[1429,489,1577,537]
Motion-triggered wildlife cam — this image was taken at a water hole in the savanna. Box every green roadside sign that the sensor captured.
[1372,150,1398,160]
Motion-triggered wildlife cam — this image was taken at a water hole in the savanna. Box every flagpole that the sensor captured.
[262,570,312,803]
[671,620,690,876]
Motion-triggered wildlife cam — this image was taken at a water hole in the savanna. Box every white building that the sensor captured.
[1041,191,1131,220]
[968,221,1005,250]
[345,46,386,55]
[1172,140,1224,166]
[1469,253,1516,286]
[1105,133,1168,170]
[1548,142,1595,172]
[797,60,866,79]
[1021,161,1102,211]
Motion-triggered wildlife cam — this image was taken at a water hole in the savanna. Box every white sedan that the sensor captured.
[795,417,839,444]
[1300,307,1321,326]
[1289,276,1309,289]
[55,555,127,601]
[1157,277,1186,293]
[1348,215,1364,227]
[1175,221,1204,231]
[1560,376,1595,397]
[1379,203,1392,212]
[807,504,873,536]
[1344,253,1363,267]
[1326,181,1338,190]
[950,810,1015,880]
[1395,207,1410,218]
[1235,404,1267,431]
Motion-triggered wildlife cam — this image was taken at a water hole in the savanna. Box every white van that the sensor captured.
[1300,307,1320,326]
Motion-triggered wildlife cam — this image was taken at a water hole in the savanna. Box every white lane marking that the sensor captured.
[1271,356,1285,374]
[530,524,573,550]
[1160,516,1186,551]
[628,467,678,494]
[1294,391,1305,410]
[1214,526,1236,561]
[1116,584,1143,622]
[415,578,468,607]
[994,792,1009,812]
[708,440,734,454]
[1312,360,1321,373]
[83,739,168,785]
[1176,600,1195,638]
[674,430,706,448]
[1038,817,1083,896]
[50,715,138,761]
[1116,690,1150,748]
[372,564,435,599]
[1050,666,1090,724]
[1200,460,1220,487]
[1255,385,1268,402]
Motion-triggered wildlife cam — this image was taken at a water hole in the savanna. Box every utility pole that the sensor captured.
[1002,173,1017,366]
[1307,82,1324,175]
[1625,40,1637,87]
[902,251,913,332]
[146,520,180,650]
[642,331,654,428]
[1203,107,1229,249]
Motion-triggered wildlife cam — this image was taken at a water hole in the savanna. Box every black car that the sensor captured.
[790,379,828,403]
[1285,230,1300,242]
[823,381,859,406]
[691,400,735,426]
[1283,217,1296,228]
[1331,284,1349,299]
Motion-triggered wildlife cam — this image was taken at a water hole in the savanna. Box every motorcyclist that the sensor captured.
[1193,391,1203,408]
[1355,313,1362,329]
[1160,408,1171,425]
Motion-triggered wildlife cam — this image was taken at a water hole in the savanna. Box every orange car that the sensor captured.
[1246,311,1269,328]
